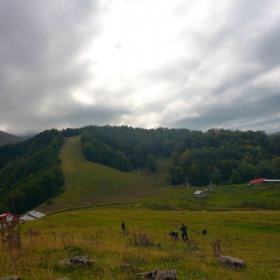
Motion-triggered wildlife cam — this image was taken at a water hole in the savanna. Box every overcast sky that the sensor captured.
[1,0,280,136]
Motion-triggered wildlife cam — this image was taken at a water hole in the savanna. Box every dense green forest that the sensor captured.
[62,126,280,186]
[1,125,280,214]
[0,129,64,214]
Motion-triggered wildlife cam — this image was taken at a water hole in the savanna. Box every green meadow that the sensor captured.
[1,136,280,279]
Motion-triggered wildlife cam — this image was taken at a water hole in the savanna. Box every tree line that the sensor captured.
[0,129,64,214]
[81,131,132,172]
[62,126,280,185]
[1,125,279,214]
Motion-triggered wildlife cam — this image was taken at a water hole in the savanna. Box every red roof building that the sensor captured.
[249,178,265,185]
[0,212,12,219]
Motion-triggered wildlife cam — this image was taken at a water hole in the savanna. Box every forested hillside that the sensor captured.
[1,125,280,214]
[63,126,280,186]
[0,129,64,214]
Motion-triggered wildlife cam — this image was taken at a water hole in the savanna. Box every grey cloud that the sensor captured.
[0,1,102,134]
[178,0,278,64]
[250,20,280,68]
[4,99,132,136]
[170,85,280,133]
[66,105,132,126]
[139,0,280,134]
[1,0,280,136]
[142,58,200,86]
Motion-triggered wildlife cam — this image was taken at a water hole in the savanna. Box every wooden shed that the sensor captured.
[193,190,206,198]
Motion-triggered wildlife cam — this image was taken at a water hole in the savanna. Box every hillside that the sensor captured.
[268,131,280,136]
[65,126,280,186]
[1,126,280,214]
[0,129,64,214]
[2,136,280,280]
[38,136,173,213]
[2,133,280,280]
[38,136,280,214]
[0,130,24,145]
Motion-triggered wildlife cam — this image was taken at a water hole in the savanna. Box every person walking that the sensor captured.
[180,223,188,241]
[121,222,126,236]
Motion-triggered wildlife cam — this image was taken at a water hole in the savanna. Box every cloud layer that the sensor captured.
[1,0,280,135]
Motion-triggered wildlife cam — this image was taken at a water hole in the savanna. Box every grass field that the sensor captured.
[1,209,280,279]
[1,136,280,279]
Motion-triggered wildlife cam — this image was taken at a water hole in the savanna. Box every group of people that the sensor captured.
[170,223,188,241]
[122,221,189,242]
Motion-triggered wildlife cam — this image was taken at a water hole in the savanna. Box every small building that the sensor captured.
[20,215,35,221]
[0,212,19,221]
[20,210,46,222]
[27,210,46,219]
[194,190,206,198]
[264,179,280,183]
[0,212,19,227]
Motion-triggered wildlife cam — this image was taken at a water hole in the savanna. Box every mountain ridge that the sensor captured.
[0,130,24,145]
